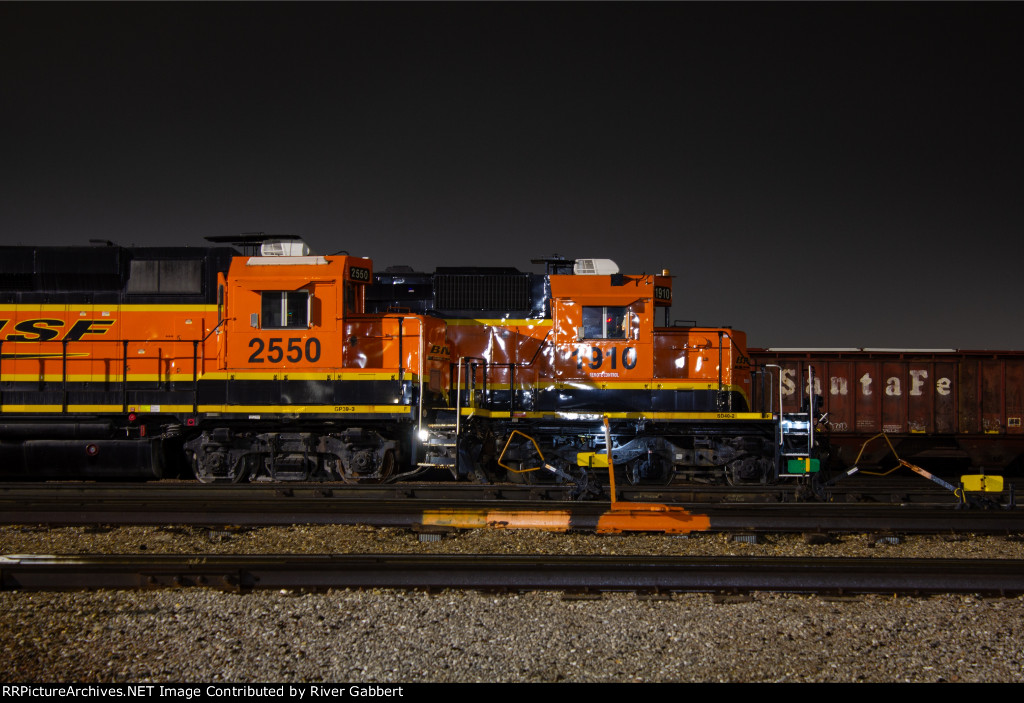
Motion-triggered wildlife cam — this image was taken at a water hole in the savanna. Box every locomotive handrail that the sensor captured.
[382,314,427,440]
[488,362,517,414]
[388,315,428,430]
[483,332,551,414]
[192,340,199,415]
[7,328,430,420]
[201,318,225,343]
[0,336,206,416]
[418,318,425,443]
[397,317,403,386]
[718,331,724,401]
[760,364,783,445]
[0,329,255,414]
[525,330,552,367]
[454,356,488,452]
[715,328,753,411]
[62,339,68,412]
[122,340,129,412]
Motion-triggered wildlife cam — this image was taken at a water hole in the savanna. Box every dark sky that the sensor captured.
[2,3,1021,350]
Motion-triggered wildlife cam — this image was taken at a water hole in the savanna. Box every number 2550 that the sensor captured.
[248,337,322,363]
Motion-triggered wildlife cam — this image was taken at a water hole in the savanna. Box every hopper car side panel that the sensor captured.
[750,349,1024,471]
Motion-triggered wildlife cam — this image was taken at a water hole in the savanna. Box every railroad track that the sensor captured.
[3,553,1024,595]
[0,482,1021,534]
[0,478,1002,504]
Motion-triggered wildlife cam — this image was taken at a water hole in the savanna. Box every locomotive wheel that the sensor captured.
[191,452,217,484]
[725,455,768,485]
[504,463,537,484]
[377,449,395,481]
[191,450,249,484]
[622,456,672,486]
[339,448,395,484]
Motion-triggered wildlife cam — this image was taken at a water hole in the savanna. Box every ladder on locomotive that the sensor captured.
[417,355,513,478]
[777,365,820,478]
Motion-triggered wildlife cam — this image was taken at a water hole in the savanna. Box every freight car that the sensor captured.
[0,238,817,487]
[749,348,1024,474]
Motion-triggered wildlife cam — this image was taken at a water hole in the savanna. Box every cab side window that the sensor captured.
[582,306,628,339]
[261,291,309,329]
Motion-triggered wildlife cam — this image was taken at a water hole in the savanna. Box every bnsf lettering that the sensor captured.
[65,319,116,341]
[0,318,114,342]
[429,345,450,355]
[6,319,64,342]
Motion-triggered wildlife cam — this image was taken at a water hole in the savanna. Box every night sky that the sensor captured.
[2,3,1021,350]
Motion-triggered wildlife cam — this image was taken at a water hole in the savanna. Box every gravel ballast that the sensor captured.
[3,525,1024,683]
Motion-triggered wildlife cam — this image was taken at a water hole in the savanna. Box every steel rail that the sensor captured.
[0,479,1000,506]
[3,553,1024,595]
[1,482,1021,533]
[1,500,1023,534]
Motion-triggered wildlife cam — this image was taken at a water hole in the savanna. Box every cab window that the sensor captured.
[583,306,628,339]
[261,291,309,329]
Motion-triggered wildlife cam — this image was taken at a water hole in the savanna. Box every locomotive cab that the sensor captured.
[541,263,667,411]
[219,250,364,374]
[184,242,451,483]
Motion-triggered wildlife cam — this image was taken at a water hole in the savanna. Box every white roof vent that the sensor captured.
[573,258,619,275]
[261,240,311,257]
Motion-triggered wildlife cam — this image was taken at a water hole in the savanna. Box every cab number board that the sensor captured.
[248,337,322,363]
[571,346,638,371]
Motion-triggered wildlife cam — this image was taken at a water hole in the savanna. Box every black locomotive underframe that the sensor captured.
[0,411,418,483]
[461,417,779,485]
[183,422,406,483]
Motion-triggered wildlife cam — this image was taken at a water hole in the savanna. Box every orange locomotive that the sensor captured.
[371,256,812,487]
[0,237,449,482]
[0,239,815,486]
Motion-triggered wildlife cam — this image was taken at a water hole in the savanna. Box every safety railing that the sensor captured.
[0,337,206,414]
